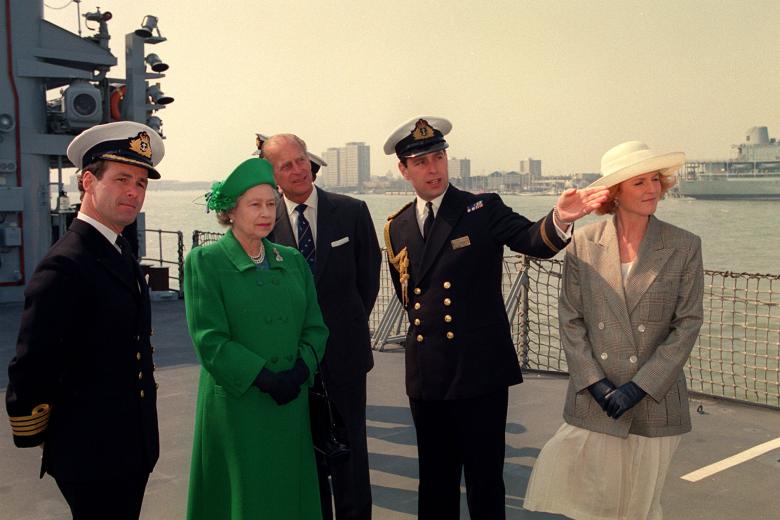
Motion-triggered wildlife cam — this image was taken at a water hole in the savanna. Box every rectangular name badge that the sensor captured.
[451,236,471,250]
[331,236,350,248]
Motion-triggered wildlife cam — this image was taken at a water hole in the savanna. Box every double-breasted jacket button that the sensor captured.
[140,390,145,398]
[443,281,451,289]
[153,364,157,371]
[600,352,608,360]
[444,315,452,323]
[443,298,452,306]
[138,371,143,380]
[150,328,154,336]
[414,318,421,326]
[151,346,156,353]
[446,331,455,340]
[629,355,638,364]
[416,335,424,343]
[414,302,421,310]
[270,356,279,364]
[155,382,159,390]
[136,352,142,361]
[638,324,646,333]
[597,322,605,330]
[414,288,421,295]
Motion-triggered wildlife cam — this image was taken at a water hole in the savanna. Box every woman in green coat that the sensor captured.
[184,158,328,519]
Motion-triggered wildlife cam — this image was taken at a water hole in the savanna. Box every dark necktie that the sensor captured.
[116,234,141,291]
[295,204,316,271]
[422,201,434,240]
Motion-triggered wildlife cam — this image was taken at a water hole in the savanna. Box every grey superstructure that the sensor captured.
[678,126,780,200]
[0,0,172,303]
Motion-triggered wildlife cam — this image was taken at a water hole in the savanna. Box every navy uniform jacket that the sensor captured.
[385,185,568,400]
[5,219,159,480]
[271,186,381,386]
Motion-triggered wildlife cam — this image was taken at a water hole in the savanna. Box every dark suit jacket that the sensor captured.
[270,187,381,386]
[5,219,159,480]
[386,185,568,400]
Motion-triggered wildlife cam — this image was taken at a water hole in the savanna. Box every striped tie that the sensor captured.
[295,204,316,271]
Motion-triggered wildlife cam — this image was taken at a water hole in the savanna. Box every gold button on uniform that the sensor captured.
[416,335,424,343]
[443,298,452,306]
[446,331,455,340]
[140,390,145,398]
[414,318,421,326]
[598,322,605,330]
[138,372,143,380]
[136,352,141,361]
[600,352,608,360]
[629,355,638,364]
[414,302,421,310]
[443,281,451,289]
[155,382,160,390]
[414,288,421,295]
[444,315,452,323]
[638,324,646,333]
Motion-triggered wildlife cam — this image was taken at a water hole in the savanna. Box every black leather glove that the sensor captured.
[253,368,300,406]
[605,381,646,419]
[287,357,310,387]
[587,378,617,412]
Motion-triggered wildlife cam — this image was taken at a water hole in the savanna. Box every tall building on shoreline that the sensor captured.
[319,142,370,188]
[519,158,542,179]
[448,157,471,180]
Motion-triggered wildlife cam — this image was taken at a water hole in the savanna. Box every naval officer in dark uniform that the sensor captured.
[5,121,164,520]
[383,116,608,519]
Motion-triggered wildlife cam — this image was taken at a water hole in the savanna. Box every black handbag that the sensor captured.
[306,346,351,463]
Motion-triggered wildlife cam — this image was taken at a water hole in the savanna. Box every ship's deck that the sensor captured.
[1,300,778,519]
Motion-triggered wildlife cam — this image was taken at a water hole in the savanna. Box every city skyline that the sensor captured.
[44,1,780,181]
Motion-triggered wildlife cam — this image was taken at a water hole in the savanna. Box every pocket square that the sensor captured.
[331,236,350,248]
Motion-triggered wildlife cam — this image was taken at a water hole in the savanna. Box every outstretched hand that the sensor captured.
[555,186,610,224]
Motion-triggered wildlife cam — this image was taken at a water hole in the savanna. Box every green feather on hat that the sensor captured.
[206,158,276,213]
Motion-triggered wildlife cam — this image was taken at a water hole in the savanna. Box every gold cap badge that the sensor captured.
[129,131,153,159]
[412,119,435,141]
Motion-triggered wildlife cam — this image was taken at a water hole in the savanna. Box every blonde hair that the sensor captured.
[594,171,677,215]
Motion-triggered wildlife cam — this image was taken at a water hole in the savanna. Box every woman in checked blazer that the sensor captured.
[525,141,704,520]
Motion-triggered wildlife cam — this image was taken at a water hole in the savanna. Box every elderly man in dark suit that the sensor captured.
[263,133,381,520]
[5,121,164,520]
[382,116,609,519]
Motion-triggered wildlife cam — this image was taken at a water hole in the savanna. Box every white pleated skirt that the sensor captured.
[524,423,682,520]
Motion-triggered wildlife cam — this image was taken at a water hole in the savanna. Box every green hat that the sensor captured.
[206,158,277,213]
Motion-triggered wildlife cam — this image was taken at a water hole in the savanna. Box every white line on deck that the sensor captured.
[681,437,780,482]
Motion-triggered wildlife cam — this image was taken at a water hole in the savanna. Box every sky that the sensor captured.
[44,0,780,180]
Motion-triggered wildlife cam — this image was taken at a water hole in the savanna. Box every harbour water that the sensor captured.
[141,190,779,274]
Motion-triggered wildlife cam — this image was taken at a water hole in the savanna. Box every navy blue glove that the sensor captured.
[605,381,646,419]
[278,357,310,388]
[253,368,300,405]
[588,378,617,412]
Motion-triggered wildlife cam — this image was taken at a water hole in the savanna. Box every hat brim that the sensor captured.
[588,152,685,189]
[401,141,449,159]
[99,154,161,179]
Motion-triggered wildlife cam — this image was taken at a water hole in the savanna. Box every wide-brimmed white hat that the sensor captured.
[589,141,685,188]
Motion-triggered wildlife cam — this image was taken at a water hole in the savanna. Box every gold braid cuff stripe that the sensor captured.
[9,403,51,437]
[539,215,561,254]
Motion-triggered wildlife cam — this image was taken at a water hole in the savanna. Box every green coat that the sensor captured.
[184,230,328,520]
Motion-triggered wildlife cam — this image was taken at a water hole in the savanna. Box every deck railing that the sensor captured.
[140,229,185,294]
[189,230,780,409]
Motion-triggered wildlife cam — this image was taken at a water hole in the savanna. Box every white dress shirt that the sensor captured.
[283,188,318,245]
[77,212,121,252]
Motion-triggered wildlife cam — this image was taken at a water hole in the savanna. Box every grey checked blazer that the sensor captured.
[559,215,704,438]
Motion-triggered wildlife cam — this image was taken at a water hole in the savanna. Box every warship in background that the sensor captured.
[0,0,173,303]
[678,126,780,200]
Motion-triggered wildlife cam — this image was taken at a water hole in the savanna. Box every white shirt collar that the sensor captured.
[283,186,318,216]
[415,184,448,221]
[76,211,120,250]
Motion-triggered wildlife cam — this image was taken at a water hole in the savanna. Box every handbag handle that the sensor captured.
[305,343,332,401]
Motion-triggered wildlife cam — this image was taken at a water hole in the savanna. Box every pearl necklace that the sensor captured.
[249,244,266,264]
